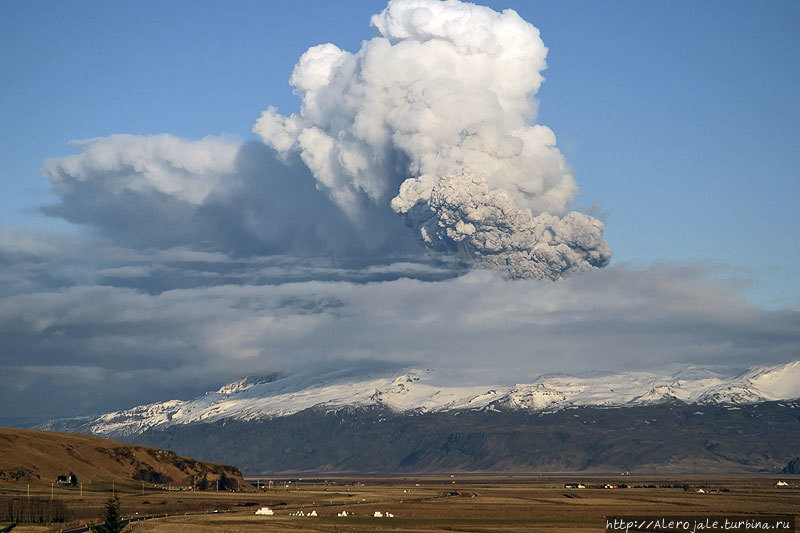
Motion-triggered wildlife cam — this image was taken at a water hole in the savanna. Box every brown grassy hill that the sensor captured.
[0,427,249,490]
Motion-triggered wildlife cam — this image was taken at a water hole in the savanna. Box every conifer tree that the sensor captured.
[90,496,126,533]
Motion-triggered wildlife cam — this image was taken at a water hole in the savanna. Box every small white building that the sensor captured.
[775,481,789,487]
[254,507,273,515]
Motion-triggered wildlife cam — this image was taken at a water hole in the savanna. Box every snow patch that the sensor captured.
[45,360,800,437]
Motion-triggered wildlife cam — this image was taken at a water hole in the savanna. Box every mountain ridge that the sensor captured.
[130,400,800,475]
[39,361,800,438]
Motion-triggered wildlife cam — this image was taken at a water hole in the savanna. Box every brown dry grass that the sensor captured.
[3,475,798,532]
[0,427,247,492]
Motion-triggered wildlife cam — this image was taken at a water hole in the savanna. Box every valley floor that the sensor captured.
[3,475,799,532]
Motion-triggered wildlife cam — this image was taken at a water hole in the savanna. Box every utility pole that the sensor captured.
[80,483,83,497]
[27,483,29,499]
[51,482,54,500]
[112,482,115,496]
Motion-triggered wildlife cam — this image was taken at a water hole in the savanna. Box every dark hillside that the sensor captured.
[128,401,800,474]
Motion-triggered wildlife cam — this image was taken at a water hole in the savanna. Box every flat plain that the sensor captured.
[2,475,798,532]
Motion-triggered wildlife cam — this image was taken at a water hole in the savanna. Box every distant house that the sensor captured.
[166,481,191,491]
[604,483,619,489]
[775,481,789,487]
[564,483,586,489]
[56,473,77,485]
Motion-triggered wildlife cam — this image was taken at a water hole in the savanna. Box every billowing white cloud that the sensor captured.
[39,135,420,257]
[7,0,795,427]
[43,134,241,205]
[255,0,610,279]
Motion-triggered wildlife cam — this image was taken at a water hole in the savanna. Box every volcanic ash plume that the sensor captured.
[392,172,610,280]
[254,0,611,279]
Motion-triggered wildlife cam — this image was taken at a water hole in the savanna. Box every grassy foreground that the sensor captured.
[2,475,798,532]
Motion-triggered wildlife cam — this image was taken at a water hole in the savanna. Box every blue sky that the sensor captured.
[1,0,799,423]
[3,1,798,307]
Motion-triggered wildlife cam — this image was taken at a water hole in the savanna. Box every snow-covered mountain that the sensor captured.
[42,361,800,437]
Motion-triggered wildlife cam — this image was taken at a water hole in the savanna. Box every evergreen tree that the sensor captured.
[90,496,126,533]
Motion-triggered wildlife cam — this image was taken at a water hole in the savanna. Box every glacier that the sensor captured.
[40,360,800,437]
